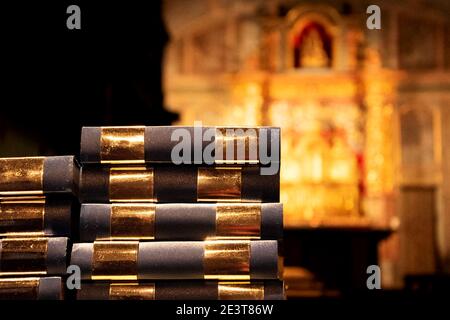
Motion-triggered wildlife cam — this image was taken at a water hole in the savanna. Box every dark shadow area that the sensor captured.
[1,1,178,157]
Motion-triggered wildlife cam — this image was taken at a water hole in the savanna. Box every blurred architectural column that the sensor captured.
[441,99,450,272]
[362,48,402,287]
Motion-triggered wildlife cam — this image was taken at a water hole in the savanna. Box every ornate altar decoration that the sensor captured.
[164,3,399,228]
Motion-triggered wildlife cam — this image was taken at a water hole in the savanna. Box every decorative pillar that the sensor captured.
[362,48,402,288]
[362,49,398,224]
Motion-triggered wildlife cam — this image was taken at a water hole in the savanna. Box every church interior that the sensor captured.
[163,0,450,297]
[0,0,449,301]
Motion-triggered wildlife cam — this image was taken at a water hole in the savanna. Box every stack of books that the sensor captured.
[73,126,284,300]
[0,156,78,300]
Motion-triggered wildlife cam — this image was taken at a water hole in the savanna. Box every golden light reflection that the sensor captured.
[165,15,397,228]
[170,77,368,226]
[268,91,363,226]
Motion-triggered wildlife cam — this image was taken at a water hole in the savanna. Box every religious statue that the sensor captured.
[300,28,329,68]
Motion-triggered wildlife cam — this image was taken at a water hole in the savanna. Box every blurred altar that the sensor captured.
[163,0,450,293]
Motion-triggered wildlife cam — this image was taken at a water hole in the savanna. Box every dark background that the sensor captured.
[1,1,177,156]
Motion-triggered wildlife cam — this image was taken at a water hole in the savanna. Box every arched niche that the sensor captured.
[285,5,342,70]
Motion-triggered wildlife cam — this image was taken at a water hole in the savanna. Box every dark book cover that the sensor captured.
[0,277,63,300]
[71,240,280,280]
[0,237,68,276]
[81,126,280,166]
[76,280,285,300]
[0,196,76,238]
[0,156,79,196]
[80,203,282,241]
[79,166,279,203]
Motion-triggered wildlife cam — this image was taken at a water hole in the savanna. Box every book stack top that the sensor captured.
[80,126,280,166]
[0,156,79,197]
[79,126,280,204]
